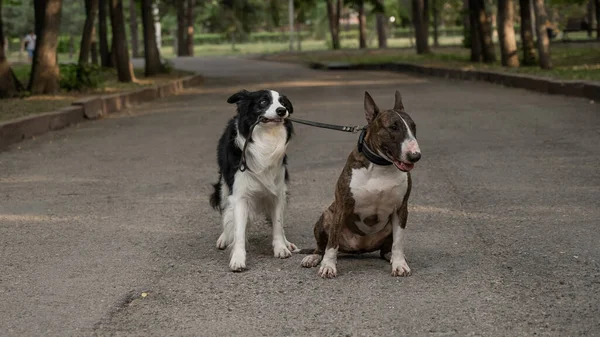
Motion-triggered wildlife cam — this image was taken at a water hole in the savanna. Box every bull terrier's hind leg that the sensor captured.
[301,213,328,268]
[379,234,393,262]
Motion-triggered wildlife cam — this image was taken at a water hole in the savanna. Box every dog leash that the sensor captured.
[288,117,365,133]
[239,117,372,172]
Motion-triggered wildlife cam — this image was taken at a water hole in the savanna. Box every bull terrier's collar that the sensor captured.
[357,129,393,166]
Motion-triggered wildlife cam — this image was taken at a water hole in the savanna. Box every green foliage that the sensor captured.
[59,63,103,91]
[2,0,34,38]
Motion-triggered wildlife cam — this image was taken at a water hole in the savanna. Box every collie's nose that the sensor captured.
[276,107,287,117]
[407,152,421,163]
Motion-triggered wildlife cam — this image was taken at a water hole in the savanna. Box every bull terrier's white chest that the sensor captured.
[349,164,408,234]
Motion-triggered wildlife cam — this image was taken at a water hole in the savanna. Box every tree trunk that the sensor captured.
[469,0,482,61]
[358,0,367,49]
[0,0,24,98]
[532,0,551,69]
[519,0,536,65]
[176,0,186,56]
[432,0,440,47]
[594,0,600,41]
[587,0,593,38]
[91,25,99,64]
[79,0,98,65]
[186,0,194,56]
[28,0,62,94]
[497,0,519,67]
[476,0,495,62]
[376,13,387,48]
[296,22,302,51]
[326,0,342,50]
[109,0,135,82]
[141,0,165,76]
[129,0,139,58]
[99,0,112,67]
[412,0,430,54]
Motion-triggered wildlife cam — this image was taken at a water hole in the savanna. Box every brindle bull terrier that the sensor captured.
[300,90,421,278]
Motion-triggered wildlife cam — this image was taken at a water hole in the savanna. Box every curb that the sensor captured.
[309,62,600,102]
[0,74,204,151]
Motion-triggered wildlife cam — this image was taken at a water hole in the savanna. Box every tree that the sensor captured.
[28,0,63,94]
[356,0,367,48]
[176,0,186,56]
[129,0,139,58]
[519,0,536,65]
[98,0,112,67]
[497,0,519,67]
[375,0,386,48]
[412,0,430,54]
[432,0,439,46]
[532,0,551,69]
[326,0,342,49]
[477,0,495,62]
[141,0,166,75]
[91,25,99,64]
[468,0,495,62]
[375,12,387,48]
[469,0,482,61]
[109,0,135,82]
[595,0,599,40]
[79,0,99,65]
[186,0,194,56]
[0,0,24,98]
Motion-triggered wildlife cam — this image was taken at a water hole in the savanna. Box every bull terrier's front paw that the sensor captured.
[229,249,246,272]
[318,263,337,278]
[216,233,231,250]
[301,254,322,268]
[391,258,411,277]
[273,243,292,259]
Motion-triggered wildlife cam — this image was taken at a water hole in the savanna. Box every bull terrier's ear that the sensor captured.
[227,90,250,104]
[364,91,379,123]
[393,90,404,111]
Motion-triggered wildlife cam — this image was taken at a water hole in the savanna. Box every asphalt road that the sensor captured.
[1,56,599,336]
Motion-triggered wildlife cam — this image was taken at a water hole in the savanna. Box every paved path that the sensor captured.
[1,56,599,336]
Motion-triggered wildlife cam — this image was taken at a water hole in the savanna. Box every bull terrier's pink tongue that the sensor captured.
[393,161,414,172]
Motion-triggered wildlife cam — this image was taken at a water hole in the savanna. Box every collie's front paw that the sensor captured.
[273,243,292,259]
[229,249,246,272]
[216,233,231,250]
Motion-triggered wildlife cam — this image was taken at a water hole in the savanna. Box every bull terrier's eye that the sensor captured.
[390,123,399,131]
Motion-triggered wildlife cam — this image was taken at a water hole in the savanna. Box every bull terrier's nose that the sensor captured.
[276,107,287,117]
[407,152,421,163]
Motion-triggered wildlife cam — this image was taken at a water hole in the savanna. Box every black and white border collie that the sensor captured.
[210,89,297,272]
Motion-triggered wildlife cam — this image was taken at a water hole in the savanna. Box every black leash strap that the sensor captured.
[289,117,365,133]
[239,118,262,172]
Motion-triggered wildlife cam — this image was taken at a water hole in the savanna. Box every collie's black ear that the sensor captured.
[227,90,250,104]
[280,95,294,114]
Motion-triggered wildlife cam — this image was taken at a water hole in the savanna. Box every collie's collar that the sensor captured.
[357,129,393,166]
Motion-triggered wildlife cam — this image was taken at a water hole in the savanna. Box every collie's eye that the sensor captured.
[259,100,268,107]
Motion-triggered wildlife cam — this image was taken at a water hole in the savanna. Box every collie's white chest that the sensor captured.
[349,165,408,234]
[234,124,288,197]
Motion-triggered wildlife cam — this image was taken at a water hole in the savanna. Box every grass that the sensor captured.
[0,64,193,122]
[260,41,600,82]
